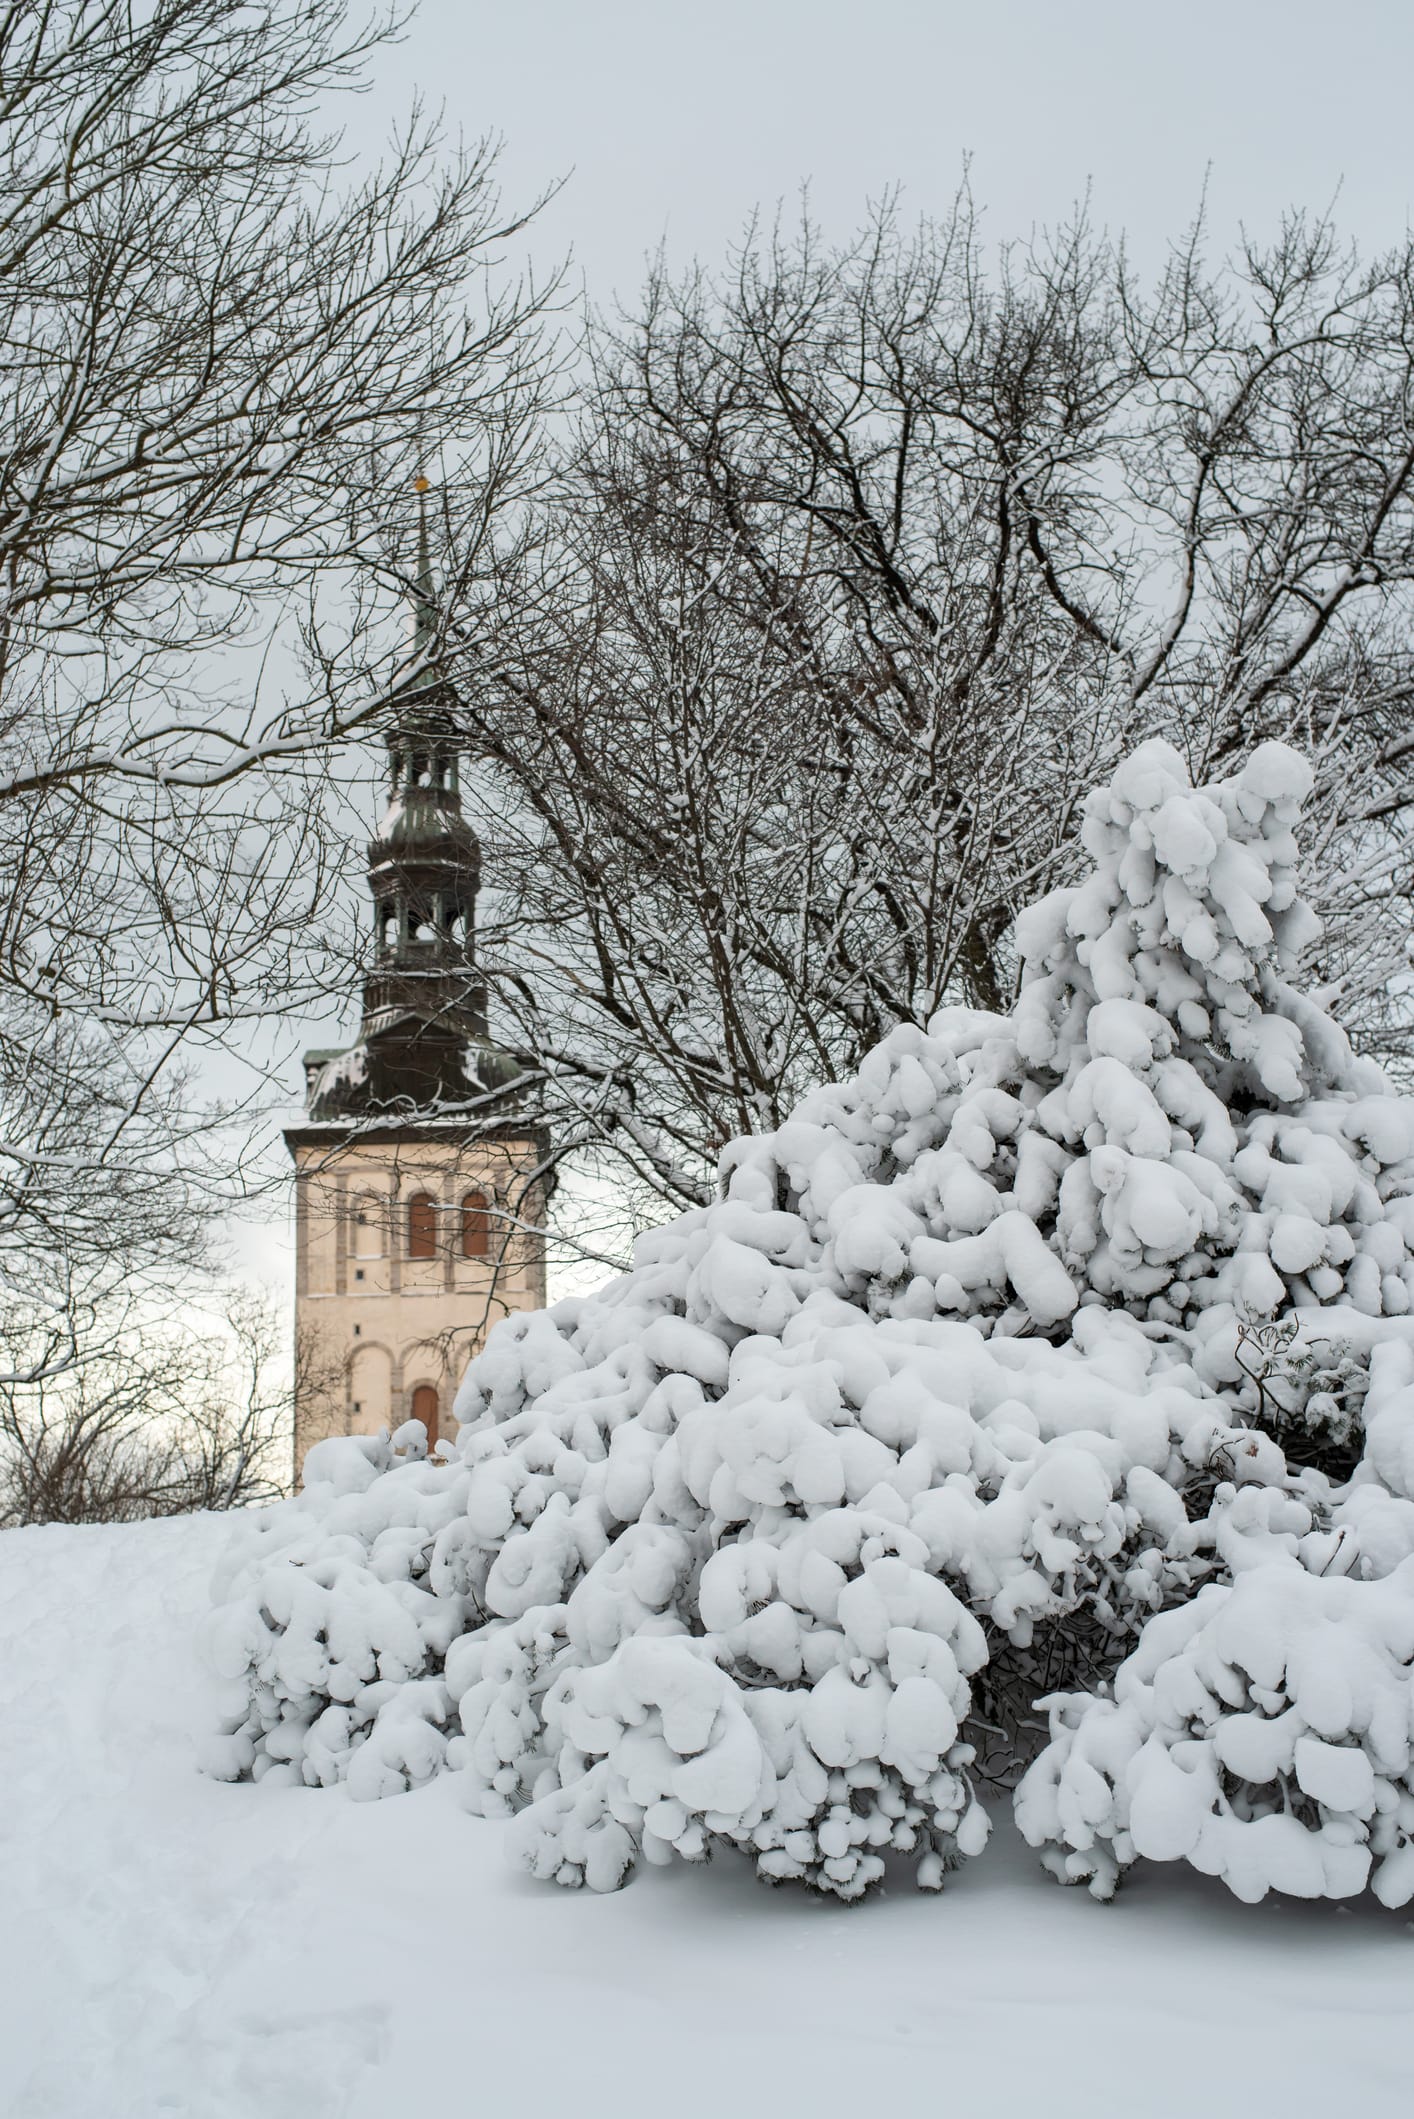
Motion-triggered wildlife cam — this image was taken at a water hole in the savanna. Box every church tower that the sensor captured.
[286,483,550,1474]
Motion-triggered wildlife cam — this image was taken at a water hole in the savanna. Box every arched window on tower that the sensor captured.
[461,1191,491,1259]
[407,1191,437,1259]
[410,1382,439,1448]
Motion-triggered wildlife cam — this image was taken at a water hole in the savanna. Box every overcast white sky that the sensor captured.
[352,0,1414,303]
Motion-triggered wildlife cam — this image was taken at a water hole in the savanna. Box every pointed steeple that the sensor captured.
[390,472,452,734]
[411,473,437,664]
[300,476,520,1121]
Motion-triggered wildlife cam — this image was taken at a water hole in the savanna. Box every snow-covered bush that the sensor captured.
[1016,1557,1414,1907]
[1017,1335,1414,1903]
[207,738,1414,1907]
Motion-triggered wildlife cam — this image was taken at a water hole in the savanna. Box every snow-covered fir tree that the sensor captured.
[206,738,1414,1908]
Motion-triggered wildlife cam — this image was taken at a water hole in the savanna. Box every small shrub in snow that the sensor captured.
[1018,1337,1414,1903]
[1016,1557,1414,1907]
[206,738,1414,1908]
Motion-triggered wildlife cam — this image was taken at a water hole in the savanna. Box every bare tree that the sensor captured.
[414,193,1414,1224]
[0,1282,293,1525]
[0,0,556,1359]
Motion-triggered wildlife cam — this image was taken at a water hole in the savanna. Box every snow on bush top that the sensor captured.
[206,739,1414,1909]
[648,734,1410,1354]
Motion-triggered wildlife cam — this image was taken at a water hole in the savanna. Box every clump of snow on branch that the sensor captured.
[207,738,1414,1908]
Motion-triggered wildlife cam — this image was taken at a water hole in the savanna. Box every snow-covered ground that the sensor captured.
[2,1514,1411,2118]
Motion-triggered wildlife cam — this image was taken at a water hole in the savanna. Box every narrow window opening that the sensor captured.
[411,1382,439,1447]
[461,1190,491,1260]
[407,1191,437,1260]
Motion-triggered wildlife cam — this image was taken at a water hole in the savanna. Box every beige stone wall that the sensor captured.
[290,1131,548,1478]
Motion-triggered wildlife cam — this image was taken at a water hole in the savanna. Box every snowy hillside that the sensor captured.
[2,1509,1411,2119]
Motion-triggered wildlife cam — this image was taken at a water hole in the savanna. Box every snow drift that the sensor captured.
[207,738,1414,1906]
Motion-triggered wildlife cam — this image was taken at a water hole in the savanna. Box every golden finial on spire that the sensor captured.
[413,474,430,493]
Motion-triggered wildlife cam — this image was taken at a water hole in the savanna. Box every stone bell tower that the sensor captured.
[286,482,550,1475]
